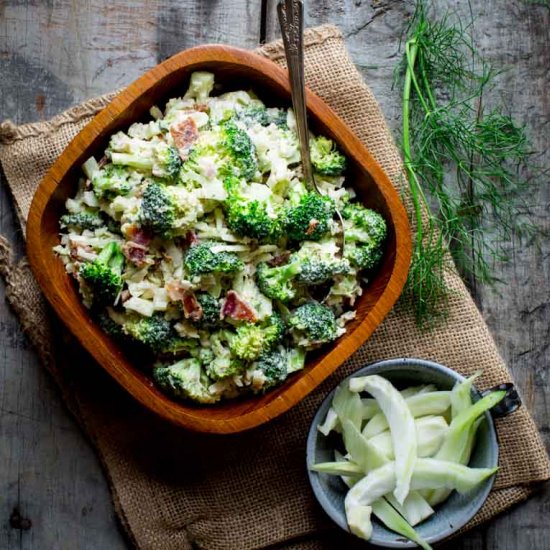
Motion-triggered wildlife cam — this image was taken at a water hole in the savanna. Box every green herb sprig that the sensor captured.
[399,1,541,328]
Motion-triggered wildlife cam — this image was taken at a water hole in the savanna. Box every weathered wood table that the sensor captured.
[1,1,548,548]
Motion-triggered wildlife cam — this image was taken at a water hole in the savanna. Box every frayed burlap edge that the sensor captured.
[0,93,118,145]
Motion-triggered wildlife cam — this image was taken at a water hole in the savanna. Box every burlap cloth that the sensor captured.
[0,26,548,549]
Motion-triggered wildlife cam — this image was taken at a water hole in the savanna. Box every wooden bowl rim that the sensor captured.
[26,45,412,433]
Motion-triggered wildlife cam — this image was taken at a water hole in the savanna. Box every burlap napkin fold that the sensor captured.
[0,26,548,550]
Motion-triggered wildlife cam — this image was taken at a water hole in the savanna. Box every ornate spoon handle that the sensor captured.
[277,0,315,188]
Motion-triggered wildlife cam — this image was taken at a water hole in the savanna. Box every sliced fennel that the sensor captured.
[344,459,496,540]
[369,415,448,460]
[317,407,339,436]
[385,490,434,527]
[332,384,363,430]
[349,375,417,504]
[451,372,482,418]
[313,373,505,545]
[362,391,451,437]
[371,499,432,550]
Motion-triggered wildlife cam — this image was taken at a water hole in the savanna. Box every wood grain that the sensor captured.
[0,0,548,548]
[26,45,411,434]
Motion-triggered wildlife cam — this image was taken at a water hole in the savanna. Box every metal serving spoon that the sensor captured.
[277,0,345,258]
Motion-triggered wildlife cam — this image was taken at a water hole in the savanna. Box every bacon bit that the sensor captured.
[195,104,209,113]
[126,224,153,246]
[181,291,203,322]
[185,231,199,248]
[268,251,291,267]
[165,280,193,302]
[69,242,93,259]
[221,291,257,323]
[305,218,319,236]
[170,118,199,160]
[122,241,148,267]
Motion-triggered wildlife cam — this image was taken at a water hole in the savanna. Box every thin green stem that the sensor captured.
[402,40,425,245]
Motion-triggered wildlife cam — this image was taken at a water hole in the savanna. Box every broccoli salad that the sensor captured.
[54,71,387,405]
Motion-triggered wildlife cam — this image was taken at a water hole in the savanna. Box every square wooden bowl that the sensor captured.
[27,46,411,433]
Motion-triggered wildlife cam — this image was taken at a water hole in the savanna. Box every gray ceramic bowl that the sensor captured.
[306,358,513,547]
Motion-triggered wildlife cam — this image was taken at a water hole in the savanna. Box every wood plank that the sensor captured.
[0,1,261,548]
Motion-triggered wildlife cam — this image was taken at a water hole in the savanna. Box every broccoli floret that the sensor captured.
[224,177,283,242]
[159,336,199,356]
[206,330,246,380]
[139,181,201,238]
[342,203,387,271]
[153,358,218,404]
[91,164,134,199]
[139,181,175,236]
[267,108,288,128]
[285,192,335,242]
[184,242,244,277]
[288,301,338,347]
[183,71,215,102]
[60,212,104,231]
[292,242,351,285]
[192,293,222,329]
[110,142,182,182]
[221,120,258,181]
[235,106,270,127]
[254,349,288,390]
[229,324,266,361]
[310,136,347,176]
[96,311,126,340]
[79,242,124,305]
[151,142,182,180]
[256,259,302,303]
[122,313,174,352]
[229,314,285,361]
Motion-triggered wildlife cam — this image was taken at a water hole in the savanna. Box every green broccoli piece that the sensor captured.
[122,313,174,353]
[235,106,270,127]
[96,311,126,340]
[192,293,222,329]
[229,314,285,361]
[153,358,218,404]
[110,142,182,181]
[79,242,124,305]
[342,203,387,271]
[151,142,182,180]
[255,259,302,303]
[183,71,215,101]
[310,136,347,176]
[139,181,176,237]
[139,180,199,238]
[221,120,258,181]
[224,176,283,242]
[267,108,288,128]
[184,242,244,277]
[206,330,246,380]
[288,301,338,347]
[254,350,288,390]
[91,164,134,199]
[292,243,351,286]
[60,211,105,231]
[285,192,335,242]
